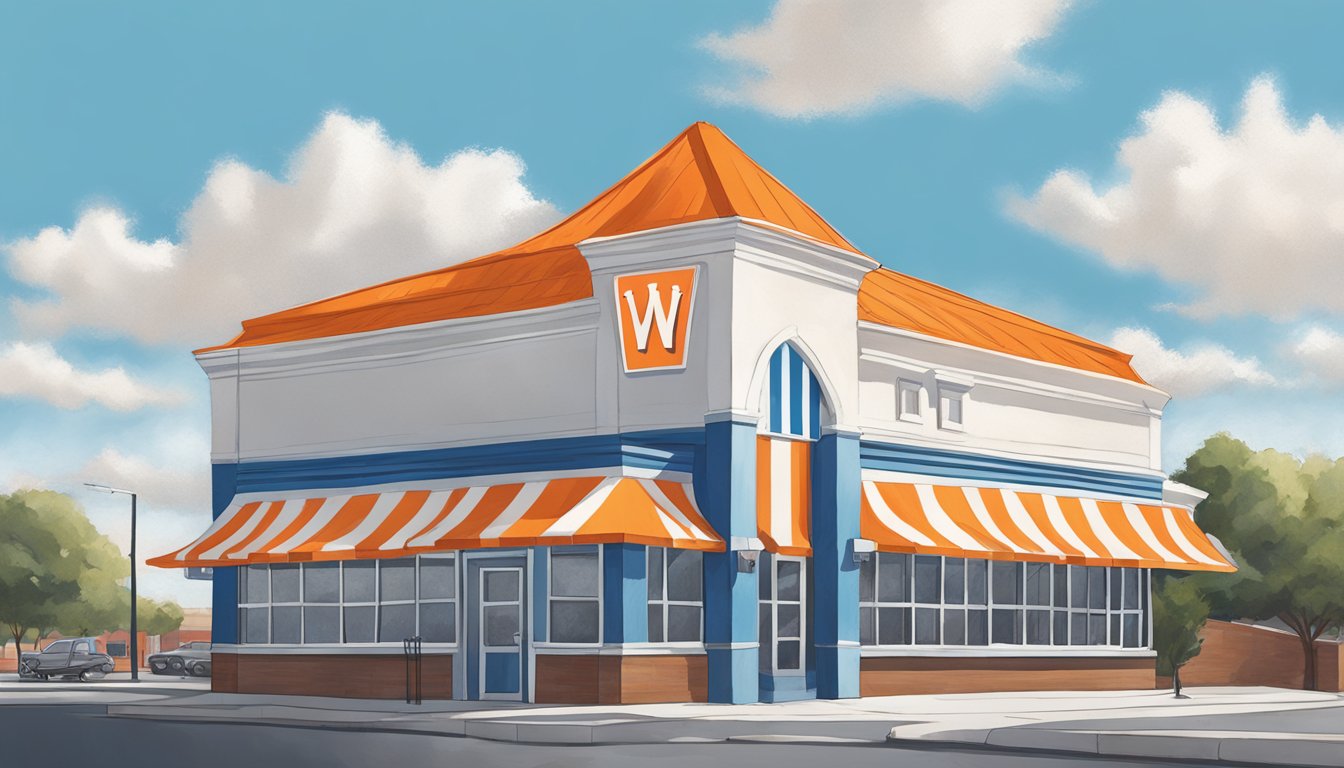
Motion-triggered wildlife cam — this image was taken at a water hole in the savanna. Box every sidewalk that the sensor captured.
[105,685,1344,764]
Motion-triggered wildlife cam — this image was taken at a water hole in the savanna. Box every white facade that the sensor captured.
[199,217,1167,484]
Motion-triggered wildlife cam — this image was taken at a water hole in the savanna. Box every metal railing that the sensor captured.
[403,636,422,704]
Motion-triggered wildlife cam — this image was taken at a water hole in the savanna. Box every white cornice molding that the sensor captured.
[196,299,601,380]
[859,323,1170,411]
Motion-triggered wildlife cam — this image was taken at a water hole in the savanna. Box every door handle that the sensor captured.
[512,632,521,645]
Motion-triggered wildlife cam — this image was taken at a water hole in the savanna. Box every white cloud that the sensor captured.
[700,0,1074,118]
[1288,325,1344,384]
[1009,77,1344,319]
[0,341,187,410]
[1109,327,1276,397]
[78,447,210,510]
[5,112,562,348]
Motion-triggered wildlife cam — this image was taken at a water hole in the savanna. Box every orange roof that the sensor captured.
[857,267,1146,384]
[200,121,1144,385]
[200,122,862,353]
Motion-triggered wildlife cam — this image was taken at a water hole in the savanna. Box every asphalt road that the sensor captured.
[0,691,1234,768]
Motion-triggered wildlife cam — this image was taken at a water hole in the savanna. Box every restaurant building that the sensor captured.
[153,122,1234,704]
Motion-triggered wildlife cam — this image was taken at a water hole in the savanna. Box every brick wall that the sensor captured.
[534,653,708,704]
[212,653,453,700]
[1157,620,1344,691]
[860,655,1155,696]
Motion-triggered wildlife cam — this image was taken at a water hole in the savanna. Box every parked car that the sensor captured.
[147,641,212,677]
[18,638,115,681]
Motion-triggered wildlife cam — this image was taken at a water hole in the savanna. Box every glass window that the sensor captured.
[549,548,600,644]
[244,564,269,604]
[343,606,375,643]
[380,559,416,603]
[914,556,941,603]
[271,564,301,603]
[944,558,965,605]
[551,551,599,598]
[647,547,703,643]
[857,557,1151,651]
[304,563,340,603]
[272,606,302,643]
[419,558,456,600]
[343,561,376,603]
[303,606,340,644]
[878,553,911,602]
[236,555,458,647]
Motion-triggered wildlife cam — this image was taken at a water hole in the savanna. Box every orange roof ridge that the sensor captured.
[201,121,863,353]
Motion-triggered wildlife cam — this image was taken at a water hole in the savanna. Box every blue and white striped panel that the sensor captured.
[767,344,822,440]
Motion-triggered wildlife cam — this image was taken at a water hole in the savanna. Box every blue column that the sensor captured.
[701,417,759,703]
[602,543,648,643]
[812,430,861,699]
[210,462,239,646]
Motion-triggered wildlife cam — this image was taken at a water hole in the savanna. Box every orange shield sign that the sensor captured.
[614,266,698,372]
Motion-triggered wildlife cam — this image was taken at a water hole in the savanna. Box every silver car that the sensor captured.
[19,638,115,681]
[147,641,212,677]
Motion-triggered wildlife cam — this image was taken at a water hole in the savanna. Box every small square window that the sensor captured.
[898,381,923,423]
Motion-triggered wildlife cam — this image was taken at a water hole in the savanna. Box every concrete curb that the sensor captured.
[889,726,1344,767]
[106,703,895,746]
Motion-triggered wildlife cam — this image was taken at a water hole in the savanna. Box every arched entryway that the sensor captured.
[755,341,832,701]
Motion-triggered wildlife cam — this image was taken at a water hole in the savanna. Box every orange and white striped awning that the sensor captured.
[150,476,724,568]
[757,436,812,556]
[861,480,1235,572]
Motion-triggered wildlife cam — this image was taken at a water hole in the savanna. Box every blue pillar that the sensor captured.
[210,462,239,646]
[701,417,759,703]
[603,543,648,643]
[812,430,861,699]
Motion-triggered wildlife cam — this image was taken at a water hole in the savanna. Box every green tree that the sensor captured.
[1175,434,1344,690]
[0,490,129,646]
[1153,575,1210,698]
[136,596,185,636]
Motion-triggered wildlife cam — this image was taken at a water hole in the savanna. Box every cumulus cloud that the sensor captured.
[1109,327,1275,397]
[0,341,187,410]
[1009,77,1344,319]
[4,112,562,348]
[1288,325,1344,384]
[79,446,210,510]
[700,0,1074,118]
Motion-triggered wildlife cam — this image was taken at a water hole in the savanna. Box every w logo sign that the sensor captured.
[614,267,698,372]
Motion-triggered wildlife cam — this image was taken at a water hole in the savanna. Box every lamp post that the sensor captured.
[84,483,138,682]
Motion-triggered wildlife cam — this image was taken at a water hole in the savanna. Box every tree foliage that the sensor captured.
[0,489,182,647]
[1174,433,1344,690]
[1153,574,1209,695]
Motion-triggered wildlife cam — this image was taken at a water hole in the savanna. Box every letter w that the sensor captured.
[623,283,683,352]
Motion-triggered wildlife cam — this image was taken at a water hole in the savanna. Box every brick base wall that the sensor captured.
[859,655,1155,696]
[211,653,452,700]
[1156,620,1344,692]
[534,654,708,704]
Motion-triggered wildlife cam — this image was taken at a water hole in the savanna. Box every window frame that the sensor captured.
[646,546,705,645]
[235,555,459,648]
[544,546,603,646]
[859,554,1153,656]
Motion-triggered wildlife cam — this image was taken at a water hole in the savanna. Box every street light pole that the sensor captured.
[84,483,138,682]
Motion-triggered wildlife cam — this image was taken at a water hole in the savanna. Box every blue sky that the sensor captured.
[3,1,1344,605]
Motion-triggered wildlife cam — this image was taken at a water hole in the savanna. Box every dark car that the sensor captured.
[18,638,115,681]
[147,641,211,677]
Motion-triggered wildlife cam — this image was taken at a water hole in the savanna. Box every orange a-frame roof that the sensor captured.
[200,122,1145,385]
[200,121,863,353]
